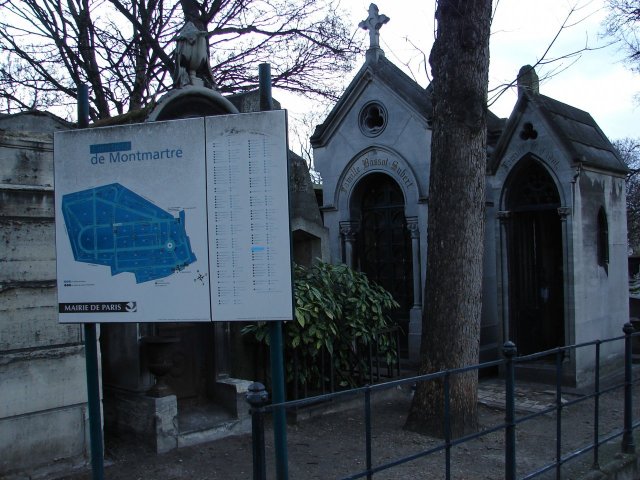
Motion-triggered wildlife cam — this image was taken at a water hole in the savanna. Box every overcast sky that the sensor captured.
[284,0,638,142]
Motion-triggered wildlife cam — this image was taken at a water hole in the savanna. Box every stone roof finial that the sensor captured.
[517,65,539,98]
[359,4,389,51]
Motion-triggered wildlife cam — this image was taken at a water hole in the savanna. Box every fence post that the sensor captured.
[592,340,601,470]
[503,341,517,480]
[247,382,269,480]
[555,349,564,478]
[622,323,636,454]
[444,372,451,480]
[365,385,373,480]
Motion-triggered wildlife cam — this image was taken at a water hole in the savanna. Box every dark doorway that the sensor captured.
[352,173,412,356]
[505,160,565,356]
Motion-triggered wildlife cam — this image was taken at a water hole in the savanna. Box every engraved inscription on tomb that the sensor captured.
[339,153,415,194]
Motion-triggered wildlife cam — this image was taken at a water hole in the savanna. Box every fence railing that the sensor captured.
[246,323,640,480]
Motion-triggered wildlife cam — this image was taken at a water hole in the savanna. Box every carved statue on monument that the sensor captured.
[173,21,216,89]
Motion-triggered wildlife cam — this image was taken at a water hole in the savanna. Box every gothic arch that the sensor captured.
[334,146,421,216]
[500,155,564,211]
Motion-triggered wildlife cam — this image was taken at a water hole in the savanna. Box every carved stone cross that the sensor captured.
[359,3,389,49]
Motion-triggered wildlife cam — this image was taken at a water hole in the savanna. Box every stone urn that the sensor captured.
[141,335,180,398]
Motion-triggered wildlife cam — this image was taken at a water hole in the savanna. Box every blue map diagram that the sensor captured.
[61,183,197,283]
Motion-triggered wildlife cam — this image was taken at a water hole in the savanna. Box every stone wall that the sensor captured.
[573,169,629,385]
[0,130,90,478]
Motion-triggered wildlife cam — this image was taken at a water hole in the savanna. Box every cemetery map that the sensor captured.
[54,112,292,323]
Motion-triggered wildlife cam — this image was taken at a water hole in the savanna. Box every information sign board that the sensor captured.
[54,111,292,323]
[206,112,292,321]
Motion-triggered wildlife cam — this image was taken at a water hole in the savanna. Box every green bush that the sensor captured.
[242,262,399,391]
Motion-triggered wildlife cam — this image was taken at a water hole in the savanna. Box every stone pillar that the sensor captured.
[214,322,231,379]
[497,210,511,343]
[339,221,359,269]
[558,206,572,353]
[406,216,422,363]
[406,217,422,308]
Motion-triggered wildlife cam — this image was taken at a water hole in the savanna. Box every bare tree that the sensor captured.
[405,0,492,437]
[289,107,329,183]
[0,0,361,121]
[603,0,640,72]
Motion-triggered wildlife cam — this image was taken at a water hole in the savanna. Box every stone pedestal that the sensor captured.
[215,378,254,418]
[146,395,179,453]
[103,390,178,454]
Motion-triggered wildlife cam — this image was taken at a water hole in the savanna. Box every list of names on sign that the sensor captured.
[248,135,278,294]
[206,111,293,321]
[210,137,246,305]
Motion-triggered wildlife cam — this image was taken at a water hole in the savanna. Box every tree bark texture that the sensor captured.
[406,0,492,437]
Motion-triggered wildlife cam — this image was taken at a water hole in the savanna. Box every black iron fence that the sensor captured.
[247,323,640,480]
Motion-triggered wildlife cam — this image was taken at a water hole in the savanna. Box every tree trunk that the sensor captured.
[405,0,492,438]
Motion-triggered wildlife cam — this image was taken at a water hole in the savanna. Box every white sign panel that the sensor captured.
[54,112,293,323]
[206,111,293,321]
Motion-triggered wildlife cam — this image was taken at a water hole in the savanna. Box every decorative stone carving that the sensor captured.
[558,206,571,219]
[519,122,538,140]
[497,210,511,223]
[406,217,420,239]
[339,221,359,268]
[339,221,359,241]
[359,102,387,137]
[359,4,389,50]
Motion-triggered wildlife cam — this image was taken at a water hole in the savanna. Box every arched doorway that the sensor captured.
[504,159,565,356]
[351,173,413,355]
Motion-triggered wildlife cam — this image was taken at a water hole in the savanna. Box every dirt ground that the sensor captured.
[56,379,640,480]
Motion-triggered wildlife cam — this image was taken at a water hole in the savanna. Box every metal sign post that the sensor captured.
[260,62,289,480]
[83,323,105,480]
[269,320,289,479]
[77,85,105,480]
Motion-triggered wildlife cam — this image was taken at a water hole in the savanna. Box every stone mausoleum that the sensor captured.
[312,5,629,384]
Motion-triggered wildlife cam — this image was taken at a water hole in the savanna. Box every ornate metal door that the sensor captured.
[357,174,412,354]
[507,210,564,355]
